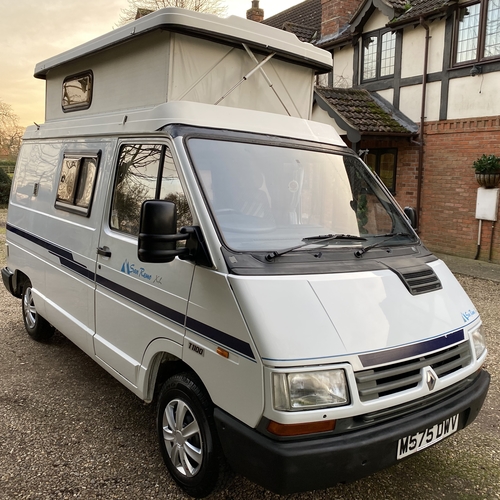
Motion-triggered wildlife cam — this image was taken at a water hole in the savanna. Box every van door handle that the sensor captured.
[97,246,112,258]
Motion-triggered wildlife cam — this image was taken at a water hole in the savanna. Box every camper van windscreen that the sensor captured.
[188,139,417,253]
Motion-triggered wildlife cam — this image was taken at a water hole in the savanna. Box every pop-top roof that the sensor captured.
[34,7,332,79]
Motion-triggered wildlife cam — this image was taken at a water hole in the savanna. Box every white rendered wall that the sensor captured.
[311,102,348,137]
[401,23,445,79]
[448,73,500,119]
[399,81,441,122]
[333,46,354,88]
[364,9,387,32]
[377,88,394,106]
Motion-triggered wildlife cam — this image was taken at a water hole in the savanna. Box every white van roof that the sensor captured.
[23,100,346,148]
[34,7,332,79]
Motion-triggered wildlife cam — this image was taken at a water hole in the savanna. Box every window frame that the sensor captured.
[55,151,100,217]
[62,71,93,112]
[452,0,500,67]
[364,148,398,194]
[361,29,397,82]
[109,142,192,238]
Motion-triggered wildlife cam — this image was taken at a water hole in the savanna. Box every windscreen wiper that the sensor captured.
[265,234,367,261]
[354,232,414,258]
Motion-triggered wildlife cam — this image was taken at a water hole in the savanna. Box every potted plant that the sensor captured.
[473,154,500,188]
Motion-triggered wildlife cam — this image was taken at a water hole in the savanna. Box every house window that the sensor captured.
[454,0,500,64]
[365,149,397,193]
[56,153,99,216]
[362,30,396,81]
[110,144,192,236]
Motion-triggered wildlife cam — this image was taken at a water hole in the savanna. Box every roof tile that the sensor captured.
[262,0,322,32]
[389,0,455,25]
[315,86,416,134]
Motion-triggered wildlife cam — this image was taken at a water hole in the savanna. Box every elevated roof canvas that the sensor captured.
[34,7,332,78]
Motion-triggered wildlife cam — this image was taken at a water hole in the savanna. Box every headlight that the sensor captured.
[472,327,487,360]
[273,369,349,411]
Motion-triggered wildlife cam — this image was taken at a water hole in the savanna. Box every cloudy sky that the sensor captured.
[1,0,304,127]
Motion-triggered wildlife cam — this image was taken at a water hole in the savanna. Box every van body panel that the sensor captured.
[228,275,346,363]
[6,139,112,352]
[95,225,195,384]
[138,338,184,401]
[228,260,477,365]
[185,266,264,427]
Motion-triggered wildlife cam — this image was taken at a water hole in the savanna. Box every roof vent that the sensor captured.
[387,262,442,295]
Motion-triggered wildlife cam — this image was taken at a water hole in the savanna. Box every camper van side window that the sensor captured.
[56,154,99,216]
[62,71,93,111]
[111,144,192,236]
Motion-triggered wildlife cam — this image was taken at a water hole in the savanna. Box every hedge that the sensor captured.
[0,166,12,205]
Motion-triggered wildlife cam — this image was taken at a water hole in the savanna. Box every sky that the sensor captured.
[1,0,304,127]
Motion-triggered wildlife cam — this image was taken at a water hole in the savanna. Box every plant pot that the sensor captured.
[475,172,500,188]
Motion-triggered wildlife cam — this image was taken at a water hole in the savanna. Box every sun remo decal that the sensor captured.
[121,259,153,281]
[461,309,477,322]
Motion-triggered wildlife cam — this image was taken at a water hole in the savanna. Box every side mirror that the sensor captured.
[138,200,188,263]
[404,206,418,229]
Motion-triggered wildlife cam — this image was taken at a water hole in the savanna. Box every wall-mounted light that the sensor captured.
[470,65,482,77]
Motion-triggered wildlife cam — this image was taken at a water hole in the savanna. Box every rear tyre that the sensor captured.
[157,372,227,498]
[21,281,55,341]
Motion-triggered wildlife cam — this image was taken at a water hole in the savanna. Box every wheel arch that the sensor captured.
[11,269,30,298]
[139,339,207,404]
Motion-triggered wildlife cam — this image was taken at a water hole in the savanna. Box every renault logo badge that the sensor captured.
[426,370,437,391]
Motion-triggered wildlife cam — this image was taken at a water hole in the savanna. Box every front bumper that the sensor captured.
[214,369,490,495]
[1,267,19,297]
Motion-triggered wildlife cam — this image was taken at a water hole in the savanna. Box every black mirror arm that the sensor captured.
[180,226,213,267]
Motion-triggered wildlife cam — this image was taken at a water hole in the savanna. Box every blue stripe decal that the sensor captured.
[359,329,465,367]
[186,317,255,360]
[7,223,254,359]
[7,224,93,279]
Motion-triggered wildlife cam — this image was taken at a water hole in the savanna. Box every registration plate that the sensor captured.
[397,414,459,459]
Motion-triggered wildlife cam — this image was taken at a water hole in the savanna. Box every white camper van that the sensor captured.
[2,8,490,498]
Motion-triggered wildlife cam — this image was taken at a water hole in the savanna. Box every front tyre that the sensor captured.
[21,281,55,341]
[157,373,225,498]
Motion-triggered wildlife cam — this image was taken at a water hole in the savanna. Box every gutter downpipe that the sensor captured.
[417,16,430,231]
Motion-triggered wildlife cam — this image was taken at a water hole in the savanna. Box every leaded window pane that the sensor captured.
[363,36,378,80]
[380,32,396,76]
[456,3,480,62]
[485,0,500,57]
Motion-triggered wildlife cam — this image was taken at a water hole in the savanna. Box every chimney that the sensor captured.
[321,0,361,38]
[135,8,153,20]
[247,1,264,22]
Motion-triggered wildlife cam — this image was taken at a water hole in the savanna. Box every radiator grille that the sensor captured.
[355,341,472,402]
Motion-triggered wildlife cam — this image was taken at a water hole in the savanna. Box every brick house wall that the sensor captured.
[419,117,500,262]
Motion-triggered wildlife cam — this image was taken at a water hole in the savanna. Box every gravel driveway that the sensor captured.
[1,207,499,500]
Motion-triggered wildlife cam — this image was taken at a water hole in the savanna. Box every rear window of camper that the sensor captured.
[62,71,93,111]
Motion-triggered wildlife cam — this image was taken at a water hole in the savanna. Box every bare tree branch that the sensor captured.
[0,100,23,159]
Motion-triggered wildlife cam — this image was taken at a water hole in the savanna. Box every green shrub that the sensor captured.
[0,166,12,206]
[472,154,500,174]
[0,160,16,175]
